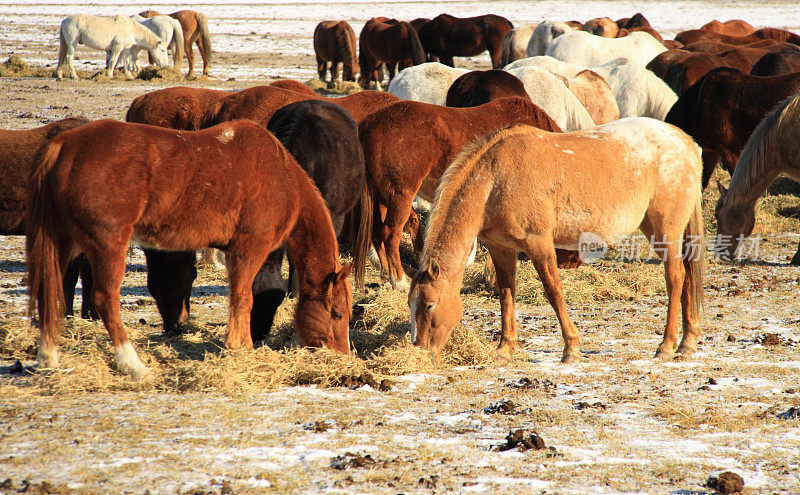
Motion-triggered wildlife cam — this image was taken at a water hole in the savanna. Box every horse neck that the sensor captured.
[285,173,340,293]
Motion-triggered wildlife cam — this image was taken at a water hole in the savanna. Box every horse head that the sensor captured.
[150,40,169,68]
[408,258,462,362]
[713,181,755,261]
[294,264,353,354]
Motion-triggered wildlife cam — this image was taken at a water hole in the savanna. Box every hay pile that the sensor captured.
[136,66,183,81]
[306,78,362,95]
[0,56,53,77]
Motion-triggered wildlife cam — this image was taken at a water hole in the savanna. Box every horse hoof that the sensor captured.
[37,346,59,370]
[561,352,581,364]
[654,350,674,361]
[676,345,696,356]
[114,342,148,379]
[494,345,515,363]
[390,278,410,292]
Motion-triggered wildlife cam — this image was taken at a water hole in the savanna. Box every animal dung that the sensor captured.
[706,471,745,494]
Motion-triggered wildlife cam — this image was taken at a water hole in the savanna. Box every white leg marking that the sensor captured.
[390,273,410,292]
[367,246,381,271]
[114,341,148,380]
[466,238,478,266]
[37,344,59,369]
[409,296,418,344]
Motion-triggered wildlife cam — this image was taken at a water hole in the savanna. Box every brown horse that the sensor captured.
[269,79,318,95]
[26,119,352,378]
[358,17,426,89]
[583,17,619,38]
[646,49,692,79]
[445,69,530,107]
[750,48,800,76]
[617,26,663,42]
[617,13,651,30]
[313,20,359,82]
[684,39,782,53]
[701,19,756,37]
[203,85,399,127]
[353,97,561,290]
[409,120,703,363]
[715,94,800,264]
[126,86,228,130]
[663,51,752,94]
[141,9,212,76]
[665,67,800,188]
[417,14,513,69]
[676,28,800,47]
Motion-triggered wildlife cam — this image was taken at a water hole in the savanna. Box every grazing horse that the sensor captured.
[26,120,352,378]
[314,20,359,82]
[269,79,318,95]
[617,26,664,42]
[617,13,651,30]
[546,31,666,67]
[126,14,184,71]
[503,55,581,77]
[408,119,703,363]
[141,10,212,77]
[0,117,94,319]
[750,48,800,76]
[589,58,678,119]
[583,17,619,38]
[525,21,575,57]
[358,17,426,89]
[561,69,620,124]
[500,23,538,67]
[676,28,800,47]
[126,87,229,131]
[647,49,692,79]
[663,51,752,94]
[55,14,168,80]
[354,97,561,289]
[445,69,530,107]
[684,39,782,54]
[715,94,800,264]
[702,20,756,37]
[387,62,469,105]
[418,14,514,69]
[665,67,800,188]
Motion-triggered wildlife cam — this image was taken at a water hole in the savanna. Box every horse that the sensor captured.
[354,97,561,290]
[589,58,678,120]
[504,66,596,131]
[684,39,782,54]
[268,79,318,95]
[26,119,352,379]
[617,13,651,30]
[445,69,530,107]
[526,21,575,57]
[203,86,400,128]
[676,28,800,47]
[126,14,184,72]
[0,117,95,320]
[358,17,426,89]
[715,94,800,264]
[499,24,538,67]
[408,119,703,363]
[561,69,620,124]
[410,18,430,33]
[702,20,756,37]
[617,26,664,42]
[545,31,666,67]
[646,49,692,79]
[126,87,229,131]
[387,62,469,105]
[503,55,581,77]
[665,67,800,188]
[750,48,800,76]
[583,17,619,38]
[55,14,168,80]
[663,51,752,94]
[417,14,513,69]
[313,20,359,82]
[140,10,212,77]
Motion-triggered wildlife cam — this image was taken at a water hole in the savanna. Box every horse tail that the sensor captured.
[57,23,68,69]
[26,140,67,358]
[683,191,705,316]
[196,12,212,70]
[343,23,360,78]
[407,24,427,66]
[353,179,374,288]
[170,17,185,70]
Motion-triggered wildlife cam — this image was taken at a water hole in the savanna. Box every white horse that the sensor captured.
[499,23,538,67]
[505,66,596,131]
[503,55,582,77]
[526,21,575,57]
[545,31,666,67]
[588,58,678,120]
[56,14,168,80]
[387,62,469,106]
[124,14,184,72]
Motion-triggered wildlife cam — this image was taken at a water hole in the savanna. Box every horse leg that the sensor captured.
[523,238,581,363]
[317,56,326,81]
[143,249,197,336]
[440,55,455,67]
[62,256,80,317]
[185,38,196,77]
[197,38,210,76]
[77,255,98,320]
[700,150,721,189]
[370,199,390,278]
[224,248,268,350]
[65,42,78,79]
[382,199,414,291]
[250,249,286,343]
[489,46,502,69]
[485,244,518,361]
[677,259,701,356]
[330,61,340,83]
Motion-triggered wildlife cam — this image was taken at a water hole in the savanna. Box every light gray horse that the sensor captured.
[56,14,168,80]
[123,14,184,72]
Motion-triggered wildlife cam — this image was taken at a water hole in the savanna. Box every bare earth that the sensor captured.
[1,3,800,494]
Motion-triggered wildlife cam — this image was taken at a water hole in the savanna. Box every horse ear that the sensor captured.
[717,180,728,196]
[427,258,440,281]
[336,264,352,283]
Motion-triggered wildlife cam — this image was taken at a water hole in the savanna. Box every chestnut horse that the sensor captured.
[418,14,513,69]
[750,48,800,76]
[126,86,229,130]
[140,9,212,76]
[665,67,800,188]
[27,120,352,378]
[358,17,426,89]
[663,51,752,94]
[715,94,800,264]
[409,119,703,363]
[354,97,561,290]
[701,20,755,37]
[583,17,619,38]
[676,28,800,47]
[269,79,318,95]
[445,69,530,107]
[314,20,359,82]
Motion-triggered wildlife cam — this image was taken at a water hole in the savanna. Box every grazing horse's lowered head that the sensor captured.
[713,183,755,261]
[408,258,462,359]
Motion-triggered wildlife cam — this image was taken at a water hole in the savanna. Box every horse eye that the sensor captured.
[425,302,435,312]
[331,309,342,320]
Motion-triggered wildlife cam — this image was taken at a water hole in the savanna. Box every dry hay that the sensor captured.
[305,78,362,95]
[136,66,183,81]
[0,56,55,78]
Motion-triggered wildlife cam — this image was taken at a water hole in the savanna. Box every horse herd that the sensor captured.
[3,12,800,379]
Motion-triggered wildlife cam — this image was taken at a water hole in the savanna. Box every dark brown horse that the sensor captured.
[616,13,651,30]
[358,17,426,89]
[663,51,752,94]
[445,69,530,107]
[141,10,212,77]
[269,79,318,95]
[313,20,359,82]
[701,19,756,37]
[27,119,352,379]
[353,97,562,290]
[750,48,800,76]
[676,27,800,47]
[646,49,691,79]
[684,39,782,53]
[665,67,800,188]
[410,18,431,33]
[126,86,229,130]
[417,14,513,69]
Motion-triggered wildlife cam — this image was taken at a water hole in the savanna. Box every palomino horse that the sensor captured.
[387,62,469,105]
[546,31,666,67]
[418,14,514,69]
[702,20,755,37]
[582,17,619,38]
[560,69,620,124]
[526,21,575,57]
[55,14,168,80]
[0,117,93,320]
[354,97,561,289]
[445,69,531,107]
[499,24,538,67]
[27,120,352,379]
[141,10,212,77]
[750,48,800,76]
[358,17,426,89]
[314,20,359,82]
[126,14,184,71]
[409,119,704,363]
[665,67,800,188]
[715,94,800,265]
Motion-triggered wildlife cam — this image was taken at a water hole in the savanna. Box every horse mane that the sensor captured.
[728,93,800,203]
[645,65,679,119]
[130,17,160,44]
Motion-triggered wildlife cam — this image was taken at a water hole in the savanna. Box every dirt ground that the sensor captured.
[1,7,800,495]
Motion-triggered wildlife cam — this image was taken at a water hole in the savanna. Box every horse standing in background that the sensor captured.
[418,14,513,69]
[141,9,212,77]
[314,21,359,82]
[358,17,426,89]
[126,14,184,72]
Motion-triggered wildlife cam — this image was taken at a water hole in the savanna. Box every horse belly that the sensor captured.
[552,194,650,250]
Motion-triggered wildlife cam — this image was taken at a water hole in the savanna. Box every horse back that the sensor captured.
[126,87,228,130]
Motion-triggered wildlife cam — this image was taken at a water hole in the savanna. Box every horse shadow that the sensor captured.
[0,260,26,273]
[143,320,226,363]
